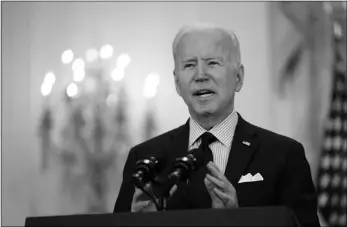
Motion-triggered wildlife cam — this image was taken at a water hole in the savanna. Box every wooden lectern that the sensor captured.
[25,206,301,226]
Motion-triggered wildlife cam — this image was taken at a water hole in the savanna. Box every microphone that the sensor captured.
[161,148,206,198]
[132,156,165,189]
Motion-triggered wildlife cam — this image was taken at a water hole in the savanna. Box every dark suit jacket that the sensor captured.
[113,114,320,226]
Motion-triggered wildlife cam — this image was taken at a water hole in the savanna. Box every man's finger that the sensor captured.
[135,182,153,192]
[143,182,153,191]
[133,188,144,201]
[169,184,178,197]
[131,200,151,212]
[205,178,224,206]
[206,173,225,190]
[213,188,229,202]
[207,161,222,172]
[204,177,216,192]
[206,162,225,180]
[133,183,154,201]
[213,188,238,208]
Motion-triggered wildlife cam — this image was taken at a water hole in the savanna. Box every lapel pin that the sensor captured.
[242,141,251,146]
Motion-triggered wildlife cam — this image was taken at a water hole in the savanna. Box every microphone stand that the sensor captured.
[158,186,171,211]
[153,176,167,211]
[158,196,166,211]
[157,148,203,211]
[158,173,178,211]
[133,175,169,211]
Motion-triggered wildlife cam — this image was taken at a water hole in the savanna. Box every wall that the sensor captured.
[2,3,40,225]
[268,2,334,179]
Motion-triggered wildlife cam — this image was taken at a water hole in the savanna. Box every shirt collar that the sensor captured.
[189,110,238,148]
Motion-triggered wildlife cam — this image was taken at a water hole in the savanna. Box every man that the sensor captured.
[113,23,320,226]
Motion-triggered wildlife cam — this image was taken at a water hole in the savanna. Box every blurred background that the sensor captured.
[1,1,346,226]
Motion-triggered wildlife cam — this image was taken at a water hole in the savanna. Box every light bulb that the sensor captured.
[143,85,157,98]
[41,83,52,96]
[44,72,56,86]
[72,58,85,71]
[111,68,125,81]
[116,53,131,69]
[145,72,160,87]
[100,44,113,59]
[66,82,78,97]
[73,69,86,82]
[62,49,74,64]
[333,22,342,38]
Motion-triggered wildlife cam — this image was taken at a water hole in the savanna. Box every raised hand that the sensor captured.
[204,161,238,209]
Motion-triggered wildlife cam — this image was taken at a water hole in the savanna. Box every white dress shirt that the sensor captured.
[188,110,239,174]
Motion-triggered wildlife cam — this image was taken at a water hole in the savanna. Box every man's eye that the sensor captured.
[184,64,195,69]
[208,61,220,66]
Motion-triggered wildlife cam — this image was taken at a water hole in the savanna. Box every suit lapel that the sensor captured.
[167,119,190,161]
[165,118,211,209]
[164,119,193,209]
[225,113,259,186]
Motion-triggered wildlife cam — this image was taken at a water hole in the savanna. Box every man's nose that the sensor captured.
[194,63,209,82]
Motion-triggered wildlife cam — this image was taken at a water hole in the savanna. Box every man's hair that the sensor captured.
[172,22,242,67]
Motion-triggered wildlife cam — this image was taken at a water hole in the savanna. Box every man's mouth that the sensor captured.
[193,90,215,98]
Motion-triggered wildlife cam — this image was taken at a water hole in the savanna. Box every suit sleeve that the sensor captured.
[113,148,137,213]
[277,141,320,227]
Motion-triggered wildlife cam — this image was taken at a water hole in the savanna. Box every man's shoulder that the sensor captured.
[246,120,301,147]
[244,120,306,159]
[132,123,187,151]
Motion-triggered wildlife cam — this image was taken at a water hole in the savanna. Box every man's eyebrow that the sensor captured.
[202,57,224,61]
[182,57,197,63]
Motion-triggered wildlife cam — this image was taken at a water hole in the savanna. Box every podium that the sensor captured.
[25,206,300,226]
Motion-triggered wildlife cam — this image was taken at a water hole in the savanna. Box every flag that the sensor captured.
[316,21,347,227]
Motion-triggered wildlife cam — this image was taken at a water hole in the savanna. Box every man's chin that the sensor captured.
[191,107,215,118]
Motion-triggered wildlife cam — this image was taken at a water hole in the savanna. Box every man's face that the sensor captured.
[174,29,244,120]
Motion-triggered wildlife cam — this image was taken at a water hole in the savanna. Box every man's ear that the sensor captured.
[235,64,244,92]
[173,70,181,96]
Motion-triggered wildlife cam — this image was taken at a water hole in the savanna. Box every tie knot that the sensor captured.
[200,132,217,147]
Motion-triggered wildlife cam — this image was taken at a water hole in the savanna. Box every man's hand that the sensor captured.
[131,183,177,212]
[204,161,238,209]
